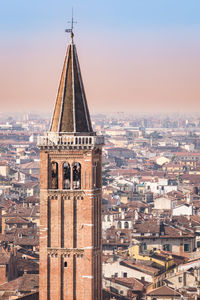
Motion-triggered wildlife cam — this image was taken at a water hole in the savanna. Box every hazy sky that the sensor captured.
[0,0,200,114]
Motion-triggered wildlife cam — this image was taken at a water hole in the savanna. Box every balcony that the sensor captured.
[37,133,104,149]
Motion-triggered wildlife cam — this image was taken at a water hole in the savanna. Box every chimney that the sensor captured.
[159,221,165,236]
[141,276,145,282]
[197,287,200,295]
[186,193,193,204]
[183,272,186,287]
[135,210,139,221]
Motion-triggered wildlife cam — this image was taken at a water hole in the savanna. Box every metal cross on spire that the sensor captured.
[65,8,77,43]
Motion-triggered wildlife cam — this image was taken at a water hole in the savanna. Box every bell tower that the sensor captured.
[38,28,103,300]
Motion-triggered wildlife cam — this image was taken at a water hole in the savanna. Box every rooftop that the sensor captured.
[50,40,93,134]
[147,285,181,296]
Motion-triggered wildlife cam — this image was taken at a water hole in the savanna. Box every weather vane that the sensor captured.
[65,8,77,43]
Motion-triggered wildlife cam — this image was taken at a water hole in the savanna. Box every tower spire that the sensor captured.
[50,14,93,135]
[65,8,77,44]
[39,30,103,300]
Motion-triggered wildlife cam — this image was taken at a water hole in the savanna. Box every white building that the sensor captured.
[172,204,193,216]
[154,196,177,210]
[103,259,154,283]
[145,178,178,195]
[0,164,10,177]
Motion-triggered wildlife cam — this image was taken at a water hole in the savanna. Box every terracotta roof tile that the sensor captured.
[0,274,39,292]
[120,260,160,276]
[147,285,181,296]
[0,253,10,265]
[50,43,93,134]
[110,277,145,291]
[5,217,30,224]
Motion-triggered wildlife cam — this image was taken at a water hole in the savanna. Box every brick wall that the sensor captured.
[39,146,102,300]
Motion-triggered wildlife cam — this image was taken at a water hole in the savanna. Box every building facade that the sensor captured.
[38,33,103,300]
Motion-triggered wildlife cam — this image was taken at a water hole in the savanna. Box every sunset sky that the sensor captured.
[0,0,200,114]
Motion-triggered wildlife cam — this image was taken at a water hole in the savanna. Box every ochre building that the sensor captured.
[38,32,103,300]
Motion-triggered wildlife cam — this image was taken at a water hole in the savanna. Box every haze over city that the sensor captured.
[0,0,200,114]
[2,1,200,299]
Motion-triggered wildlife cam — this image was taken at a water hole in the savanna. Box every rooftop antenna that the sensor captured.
[65,8,77,44]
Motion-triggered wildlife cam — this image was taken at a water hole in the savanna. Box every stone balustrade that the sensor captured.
[37,133,104,148]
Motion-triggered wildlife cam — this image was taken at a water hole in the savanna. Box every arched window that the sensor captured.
[73,162,81,189]
[51,162,58,189]
[63,162,70,189]
[124,221,129,229]
[64,261,67,268]
[117,221,122,229]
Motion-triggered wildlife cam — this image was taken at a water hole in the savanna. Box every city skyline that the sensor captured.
[0,0,200,113]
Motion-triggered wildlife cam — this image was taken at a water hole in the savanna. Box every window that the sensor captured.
[73,162,81,189]
[110,287,118,294]
[123,272,127,278]
[51,161,58,189]
[117,221,122,229]
[143,243,147,250]
[163,244,171,251]
[63,162,70,189]
[178,276,182,283]
[114,273,118,277]
[124,221,129,229]
[64,262,67,268]
[184,244,190,252]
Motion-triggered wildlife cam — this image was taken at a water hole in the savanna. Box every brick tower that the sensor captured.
[38,29,103,300]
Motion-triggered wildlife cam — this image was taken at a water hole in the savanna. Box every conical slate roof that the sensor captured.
[50,42,93,134]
